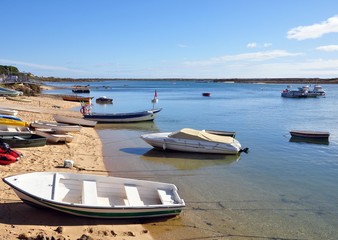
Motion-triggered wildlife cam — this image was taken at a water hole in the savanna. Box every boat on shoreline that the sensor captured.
[34,129,74,143]
[0,134,47,148]
[30,121,82,132]
[3,171,185,219]
[53,115,97,127]
[0,108,18,116]
[83,108,162,123]
[0,125,33,137]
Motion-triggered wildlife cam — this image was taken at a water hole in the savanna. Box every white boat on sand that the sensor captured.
[3,172,185,219]
[0,108,18,116]
[0,124,33,137]
[53,114,97,127]
[30,121,82,133]
[141,128,246,155]
[34,129,74,143]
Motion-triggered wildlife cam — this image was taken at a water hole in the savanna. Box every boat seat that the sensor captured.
[124,185,144,206]
[157,189,174,205]
[13,136,25,140]
[82,180,98,205]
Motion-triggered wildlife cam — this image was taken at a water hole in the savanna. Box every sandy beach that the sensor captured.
[0,94,154,240]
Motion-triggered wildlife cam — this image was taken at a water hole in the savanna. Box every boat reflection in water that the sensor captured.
[289,136,329,145]
[140,149,240,170]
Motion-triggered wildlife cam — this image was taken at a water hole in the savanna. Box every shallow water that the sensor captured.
[45,81,338,239]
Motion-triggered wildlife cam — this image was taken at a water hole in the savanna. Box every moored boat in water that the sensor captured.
[141,128,246,155]
[83,108,162,123]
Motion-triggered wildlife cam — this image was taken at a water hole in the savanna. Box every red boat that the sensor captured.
[0,153,18,165]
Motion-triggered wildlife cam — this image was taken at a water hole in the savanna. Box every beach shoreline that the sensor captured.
[0,94,154,240]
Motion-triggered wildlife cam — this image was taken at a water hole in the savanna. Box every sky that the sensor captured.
[1,0,338,79]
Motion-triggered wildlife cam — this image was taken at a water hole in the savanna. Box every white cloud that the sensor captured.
[247,42,257,48]
[287,15,338,40]
[316,45,338,52]
[0,59,86,74]
[184,50,302,66]
[177,43,188,48]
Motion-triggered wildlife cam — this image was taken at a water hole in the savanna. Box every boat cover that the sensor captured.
[169,128,234,143]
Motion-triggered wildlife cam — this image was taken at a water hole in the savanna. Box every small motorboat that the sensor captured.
[96,96,113,104]
[289,130,330,139]
[141,128,245,155]
[3,172,185,219]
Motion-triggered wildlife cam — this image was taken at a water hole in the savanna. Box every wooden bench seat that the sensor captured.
[157,189,174,205]
[82,180,98,205]
[124,185,144,206]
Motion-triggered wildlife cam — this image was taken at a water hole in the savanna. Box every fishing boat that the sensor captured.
[30,121,82,133]
[141,128,245,155]
[0,134,47,148]
[0,124,33,137]
[53,114,97,127]
[61,95,94,102]
[289,130,330,139]
[34,129,74,143]
[83,108,162,123]
[3,172,185,219]
[0,108,18,116]
[96,96,113,104]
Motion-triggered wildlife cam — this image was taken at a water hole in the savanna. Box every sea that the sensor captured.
[44,80,338,240]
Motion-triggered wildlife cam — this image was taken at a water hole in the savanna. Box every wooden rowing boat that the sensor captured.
[61,95,94,102]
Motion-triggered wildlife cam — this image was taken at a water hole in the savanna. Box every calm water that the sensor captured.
[45,80,338,239]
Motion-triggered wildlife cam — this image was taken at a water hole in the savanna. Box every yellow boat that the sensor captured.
[0,118,29,127]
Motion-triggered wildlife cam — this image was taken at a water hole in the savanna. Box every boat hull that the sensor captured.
[3,172,185,219]
[83,108,162,123]
[141,132,241,154]
[289,130,330,139]
[61,95,94,102]
[53,115,97,127]
[0,134,47,148]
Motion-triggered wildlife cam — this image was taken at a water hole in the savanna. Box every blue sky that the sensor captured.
[1,0,338,79]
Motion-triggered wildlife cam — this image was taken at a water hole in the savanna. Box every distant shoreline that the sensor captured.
[39,77,338,84]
